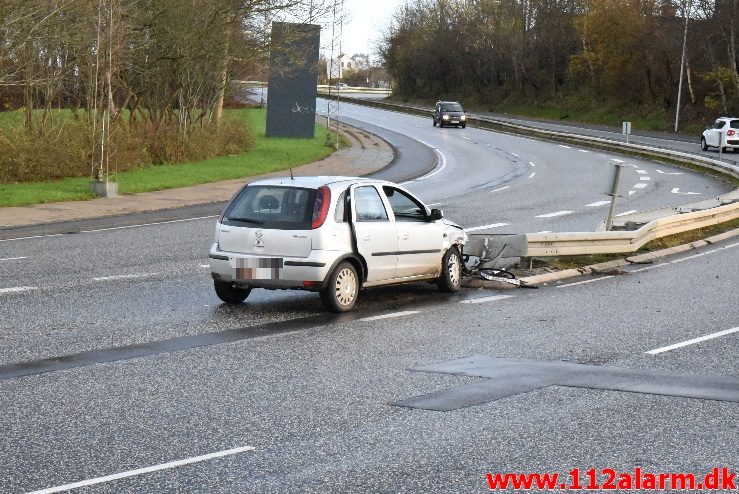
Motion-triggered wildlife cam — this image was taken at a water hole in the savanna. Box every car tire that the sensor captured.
[439,120,444,128]
[432,119,437,127]
[437,246,462,293]
[320,261,359,312]
[461,124,466,129]
[214,280,251,304]
[701,137,708,151]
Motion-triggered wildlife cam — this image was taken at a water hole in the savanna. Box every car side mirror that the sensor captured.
[430,208,443,220]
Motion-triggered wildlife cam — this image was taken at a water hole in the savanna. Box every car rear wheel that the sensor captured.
[701,137,708,151]
[320,261,359,312]
[437,246,462,293]
[214,280,251,304]
[432,119,437,127]
[461,124,466,129]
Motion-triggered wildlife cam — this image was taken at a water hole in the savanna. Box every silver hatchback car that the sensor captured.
[209,176,467,311]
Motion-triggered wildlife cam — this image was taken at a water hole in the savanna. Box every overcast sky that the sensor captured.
[333,0,402,61]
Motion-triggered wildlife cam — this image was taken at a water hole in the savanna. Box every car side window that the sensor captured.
[334,191,347,223]
[382,186,427,222]
[354,186,388,222]
[713,120,725,129]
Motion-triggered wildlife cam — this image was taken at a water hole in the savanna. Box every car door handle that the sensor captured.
[399,232,409,240]
[362,233,371,241]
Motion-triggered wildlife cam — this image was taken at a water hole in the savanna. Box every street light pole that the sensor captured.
[674,0,692,133]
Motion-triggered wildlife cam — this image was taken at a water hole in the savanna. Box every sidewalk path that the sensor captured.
[0,122,394,230]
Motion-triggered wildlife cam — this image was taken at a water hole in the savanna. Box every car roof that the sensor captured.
[246,176,393,189]
[438,100,461,105]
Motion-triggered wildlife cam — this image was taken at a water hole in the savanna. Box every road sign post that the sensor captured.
[622,121,632,144]
[605,164,625,231]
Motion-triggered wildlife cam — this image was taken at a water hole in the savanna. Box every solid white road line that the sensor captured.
[656,169,683,175]
[0,234,63,243]
[558,145,571,149]
[402,146,448,183]
[0,256,28,261]
[611,159,625,163]
[466,223,509,232]
[491,186,510,193]
[93,273,159,282]
[578,149,589,153]
[556,276,614,288]
[528,172,536,178]
[646,327,739,355]
[26,446,256,494]
[81,215,218,233]
[633,183,648,189]
[359,310,420,322]
[535,211,573,218]
[0,286,38,295]
[614,210,638,217]
[630,262,670,273]
[459,294,514,304]
[586,201,611,207]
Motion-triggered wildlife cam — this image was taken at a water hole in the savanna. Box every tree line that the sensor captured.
[379,0,739,123]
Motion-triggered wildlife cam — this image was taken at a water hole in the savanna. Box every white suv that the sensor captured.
[701,117,739,152]
[209,176,467,312]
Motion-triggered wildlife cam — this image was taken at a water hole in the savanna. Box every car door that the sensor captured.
[350,185,398,282]
[707,120,725,147]
[381,186,444,279]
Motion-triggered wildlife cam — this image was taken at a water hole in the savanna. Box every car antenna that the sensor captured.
[289,166,294,180]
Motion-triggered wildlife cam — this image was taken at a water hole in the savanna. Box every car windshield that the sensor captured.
[224,185,317,230]
[441,103,463,112]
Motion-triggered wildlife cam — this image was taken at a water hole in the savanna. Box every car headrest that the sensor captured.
[258,195,279,210]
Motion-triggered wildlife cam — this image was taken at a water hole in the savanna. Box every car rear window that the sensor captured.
[731,120,739,129]
[223,185,317,230]
[441,103,463,112]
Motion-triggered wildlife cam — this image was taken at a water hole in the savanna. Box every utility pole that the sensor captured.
[674,0,692,133]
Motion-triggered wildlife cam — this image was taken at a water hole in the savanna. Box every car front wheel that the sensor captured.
[437,246,462,293]
[214,280,251,304]
[701,137,708,151]
[320,261,359,312]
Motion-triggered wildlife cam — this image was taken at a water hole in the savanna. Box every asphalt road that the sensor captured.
[0,99,737,493]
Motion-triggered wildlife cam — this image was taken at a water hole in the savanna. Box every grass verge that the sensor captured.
[0,108,334,207]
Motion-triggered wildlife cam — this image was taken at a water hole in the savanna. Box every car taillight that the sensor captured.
[728,130,736,136]
[312,185,331,229]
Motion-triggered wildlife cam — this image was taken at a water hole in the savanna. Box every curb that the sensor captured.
[518,227,739,286]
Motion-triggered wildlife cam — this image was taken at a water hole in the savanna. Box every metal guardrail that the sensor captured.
[334,96,739,258]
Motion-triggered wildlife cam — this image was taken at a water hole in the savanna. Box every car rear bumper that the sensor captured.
[209,243,340,290]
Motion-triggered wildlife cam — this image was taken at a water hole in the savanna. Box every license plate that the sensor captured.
[451,120,459,124]
[230,257,283,280]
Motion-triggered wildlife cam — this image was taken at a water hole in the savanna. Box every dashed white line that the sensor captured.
[491,186,510,193]
[586,201,611,207]
[646,327,739,355]
[26,445,256,494]
[0,286,38,295]
[656,169,683,175]
[611,159,625,163]
[578,149,589,153]
[535,211,573,218]
[359,310,420,322]
[671,188,700,195]
[0,256,28,262]
[511,152,520,157]
[93,273,159,282]
[199,264,210,268]
[633,183,648,189]
[639,176,651,181]
[556,276,614,288]
[528,172,536,179]
[537,230,552,234]
[558,145,571,149]
[459,294,514,304]
[529,162,536,167]
[614,210,638,217]
[628,191,636,196]
[636,170,648,174]
[0,234,63,243]
[466,223,509,232]
[81,216,218,233]
[461,137,471,140]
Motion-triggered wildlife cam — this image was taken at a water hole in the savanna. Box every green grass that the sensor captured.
[0,108,334,207]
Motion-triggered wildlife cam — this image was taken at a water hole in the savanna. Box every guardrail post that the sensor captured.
[605,164,625,231]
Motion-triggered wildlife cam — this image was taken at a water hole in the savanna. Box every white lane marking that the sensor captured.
[611,159,625,163]
[0,256,28,262]
[460,294,514,304]
[461,137,471,140]
[415,125,422,128]
[199,264,210,268]
[0,234,63,243]
[556,276,614,288]
[646,327,739,355]
[0,286,38,295]
[528,172,536,179]
[26,445,256,494]
[633,183,648,189]
[491,186,510,193]
[628,191,636,196]
[629,164,640,168]
[93,273,159,282]
[636,170,648,174]
[81,215,218,233]
[671,187,700,195]
[511,152,520,157]
[359,310,420,322]
[538,230,552,233]
[558,145,571,149]
[535,211,573,218]
[631,262,669,273]
[578,149,589,153]
[427,202,442,206]
[402,146,448,184]
[656,169,683,175]
[639,176,651,181]
[586,201,611,207]
[614,210,638,217]
[466,223,509,232]
[669,242,739,264]
[529,161,536,167]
